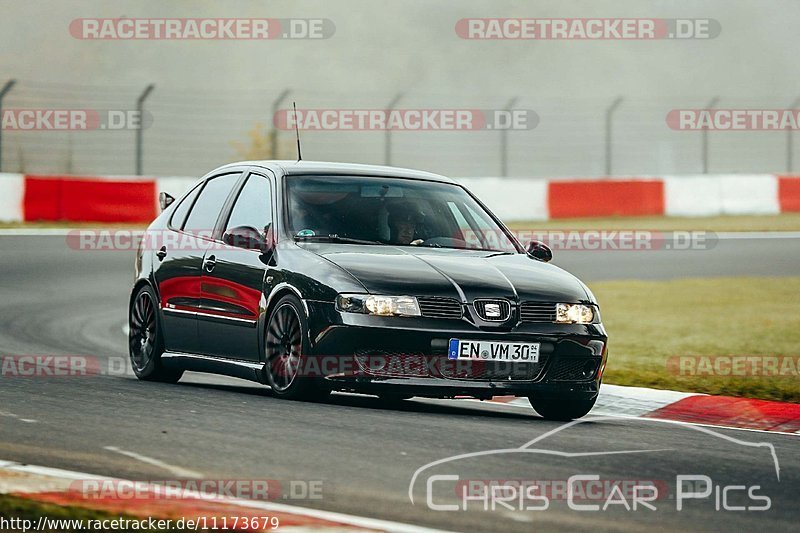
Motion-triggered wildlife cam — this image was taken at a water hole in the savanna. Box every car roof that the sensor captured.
[220,160,456,184]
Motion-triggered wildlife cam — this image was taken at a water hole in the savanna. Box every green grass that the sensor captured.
[507,213,800,232]
[591,277,800,402]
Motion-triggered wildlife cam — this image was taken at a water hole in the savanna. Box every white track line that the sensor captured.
[103,446,203,479]
[0,410,38,424]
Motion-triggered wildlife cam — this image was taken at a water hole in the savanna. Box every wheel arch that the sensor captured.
[129,277,166,338]
[258,283,308,364]
[129,278,155,312]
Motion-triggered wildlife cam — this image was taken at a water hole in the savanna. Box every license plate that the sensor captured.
[448,339,540,362]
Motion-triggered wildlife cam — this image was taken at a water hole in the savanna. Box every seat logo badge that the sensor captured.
[485,303,501,318]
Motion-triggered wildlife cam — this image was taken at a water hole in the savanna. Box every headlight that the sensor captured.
[336,294,421,317]
[555,303,599,324]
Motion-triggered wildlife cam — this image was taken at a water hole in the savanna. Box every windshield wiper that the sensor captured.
[293,234,383,245]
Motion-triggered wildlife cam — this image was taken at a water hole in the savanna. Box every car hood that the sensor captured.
[302,244,592,304]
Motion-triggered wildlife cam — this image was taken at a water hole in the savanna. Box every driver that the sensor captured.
[387,202,424,245]
[290,194,333,236]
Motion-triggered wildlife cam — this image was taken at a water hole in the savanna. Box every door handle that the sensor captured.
[156,246,167,261]
[203,255,217,273]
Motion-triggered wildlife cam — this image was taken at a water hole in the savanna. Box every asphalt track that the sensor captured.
[0,234,798,532]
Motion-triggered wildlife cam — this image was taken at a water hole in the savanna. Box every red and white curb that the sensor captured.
[488,384,800,435]
[0,462,449,533]
[1,172,800,223]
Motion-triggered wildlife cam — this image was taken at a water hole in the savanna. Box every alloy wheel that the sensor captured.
[129,291,157,372]
[266,303,303,392]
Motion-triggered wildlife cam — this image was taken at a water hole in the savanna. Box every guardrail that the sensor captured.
[0,173,798,223]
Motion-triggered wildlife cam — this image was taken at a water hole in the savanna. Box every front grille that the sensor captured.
[520,302,557,323]
[354,350,431,377]
[474,299,512,321]
[417,297,463,319]
[548,358,600,381]
[439,355,549,381]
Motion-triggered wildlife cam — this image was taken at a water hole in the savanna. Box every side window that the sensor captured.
[169,183,202,230]
[183,173,241,237]
[226,174,273,234]
[225,174,272,248]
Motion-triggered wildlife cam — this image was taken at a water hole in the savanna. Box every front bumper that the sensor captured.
[304,301,608,400]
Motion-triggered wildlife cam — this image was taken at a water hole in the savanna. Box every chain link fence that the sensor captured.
[1,79,797,178]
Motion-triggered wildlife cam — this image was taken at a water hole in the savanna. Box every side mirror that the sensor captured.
[159,192,175,212]
[526,240,553,262]
[224,225,272,253]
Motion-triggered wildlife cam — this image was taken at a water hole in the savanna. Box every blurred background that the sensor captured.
[0,0,798,178]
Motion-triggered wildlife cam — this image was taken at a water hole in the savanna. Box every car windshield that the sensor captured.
[286,175,520,253]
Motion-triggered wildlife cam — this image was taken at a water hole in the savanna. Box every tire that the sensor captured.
[529,395,596,421]
[264,294,330,401]
[129,285,183,383]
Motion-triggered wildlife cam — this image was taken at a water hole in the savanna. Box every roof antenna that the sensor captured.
[293,101,302,161]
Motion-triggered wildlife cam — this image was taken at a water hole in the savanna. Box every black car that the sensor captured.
[129,161,607,420]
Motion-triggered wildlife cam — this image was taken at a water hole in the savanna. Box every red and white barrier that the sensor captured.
[458,177,548,221]
[663,174,780,216]
[491,384,800,434]
[1,173,799,223]
[778,175,800,212]
[22,175,158,223]
[462,174,799,221]
[0,173,24,222]
[547,177,664,218]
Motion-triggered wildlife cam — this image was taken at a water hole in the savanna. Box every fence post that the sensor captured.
[0,79,17,172]
[605,96,623,176]
[135,84,155,176]
[702,96,719,174]
[787,97,800,173]
[501,96,519,177]
[385,93,404,166]
[270,89,291,159]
